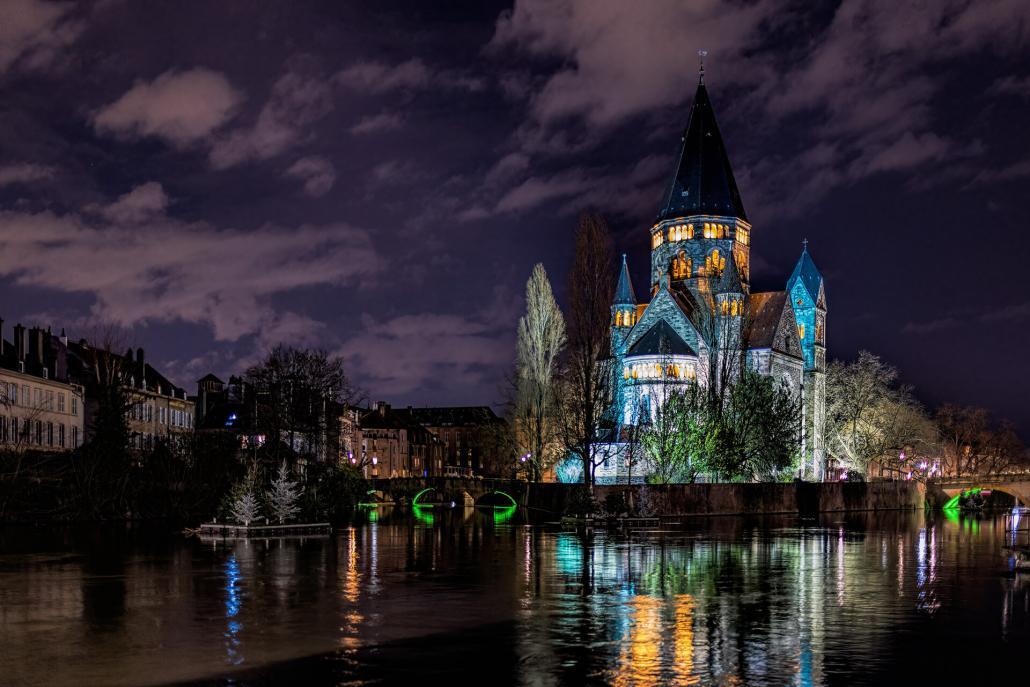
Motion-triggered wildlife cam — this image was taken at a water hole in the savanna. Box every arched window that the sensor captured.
[686,224,694,239]
[799,324,805,339]
[615,311,623,326]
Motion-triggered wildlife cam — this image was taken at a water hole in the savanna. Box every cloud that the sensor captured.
[967,160,1030,186]
[989,74,1030,99]
[0,0,81,75]
[93,68,244,147]
[0,163,55,186]
[490,0,781,128]
[340,311,511,397]
[209,60,334,169]
[284,156,336,197]
[349,112,404,135]
[335,57,484,94]
[336,58,431,93]
[0,206,380,342]
[95,181,169,223]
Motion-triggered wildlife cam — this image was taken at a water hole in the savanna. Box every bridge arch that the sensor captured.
[940,479,1030,509]
[411,487,437,506]
[475,490,518,508]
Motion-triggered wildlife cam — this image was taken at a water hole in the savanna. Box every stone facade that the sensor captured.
[587,76,828,483]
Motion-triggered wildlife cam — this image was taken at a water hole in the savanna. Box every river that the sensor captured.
[1,509,1027,686]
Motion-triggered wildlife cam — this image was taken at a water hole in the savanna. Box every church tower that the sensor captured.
[650,69,751,307]
[788,243,827,480]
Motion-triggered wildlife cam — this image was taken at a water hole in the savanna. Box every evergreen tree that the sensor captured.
[231,491,261,526]
[266,462,303,524]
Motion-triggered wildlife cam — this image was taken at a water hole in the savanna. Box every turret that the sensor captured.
[787,240,826,372]
[611,254,638,352]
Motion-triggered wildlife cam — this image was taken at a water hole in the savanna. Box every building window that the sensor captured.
[72,426,80,448]
[23,386,30,407]
[46,390,54,410]
[35,421,42,445]
[47,422,54,446]
[9,383,16,405]
[71,397,78,416]
[59,424,65,448]
[0,416,6,442]
[58,392,65,413]
[799,324,805,339]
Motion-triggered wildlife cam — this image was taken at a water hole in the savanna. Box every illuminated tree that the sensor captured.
[266,462,303,523]
[230,491,261,526]
[825,351,933,476]
[515,263,566,481]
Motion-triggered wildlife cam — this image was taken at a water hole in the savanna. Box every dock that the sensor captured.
[198,522,332,539]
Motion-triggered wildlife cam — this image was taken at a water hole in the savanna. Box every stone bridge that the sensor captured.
[368,477,529,508]
[935,474,1030,506]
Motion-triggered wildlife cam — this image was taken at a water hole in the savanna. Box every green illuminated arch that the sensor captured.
[943,488,982,511]
[412,504,435,525]
[492,505,517,524]
[412,487,435,506]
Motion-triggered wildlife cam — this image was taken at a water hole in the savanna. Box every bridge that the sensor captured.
[934,474,1030,507]
[367,476,530,508]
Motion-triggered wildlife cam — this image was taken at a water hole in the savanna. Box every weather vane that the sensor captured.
[698,49,708,84]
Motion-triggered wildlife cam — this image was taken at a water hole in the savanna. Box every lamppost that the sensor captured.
[371,455,379,479]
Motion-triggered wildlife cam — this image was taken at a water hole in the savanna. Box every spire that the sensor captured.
[788,242,823,303]
[656,77,747,222]
[614,254,637,306]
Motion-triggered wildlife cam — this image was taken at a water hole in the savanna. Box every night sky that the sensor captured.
[1,1,1028,434]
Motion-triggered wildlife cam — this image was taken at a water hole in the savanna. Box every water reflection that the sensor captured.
[223,554,243,665]
[1,511,1029,686]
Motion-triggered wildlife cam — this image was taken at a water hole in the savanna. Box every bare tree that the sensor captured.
[825,351,934,476]
[936,404,1026,477]
[556,213,616,486]
[515,263,566,481]
[246,346,356,465]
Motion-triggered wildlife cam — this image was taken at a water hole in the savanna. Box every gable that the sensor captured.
[623,287,703,356]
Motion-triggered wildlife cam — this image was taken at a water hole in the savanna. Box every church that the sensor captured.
[589,70,827,484]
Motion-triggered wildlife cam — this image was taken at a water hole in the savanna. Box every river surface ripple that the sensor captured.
[1,510,1028,686]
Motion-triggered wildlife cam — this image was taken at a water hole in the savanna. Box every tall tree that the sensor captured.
[557,213,616,485]
[825,351,933,476]
[515,263,566,481]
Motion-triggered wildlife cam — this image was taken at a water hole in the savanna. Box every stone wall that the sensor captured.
[528,480,925,516]
[372,477,926,516]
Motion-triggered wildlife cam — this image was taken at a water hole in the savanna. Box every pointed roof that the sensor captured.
[787,243,824,304]
[614,254,636,305]
[657,80,747,222]
[627,320,696,357]
[713,254,743,294]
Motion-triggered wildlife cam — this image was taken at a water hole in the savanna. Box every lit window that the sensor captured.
[799,324,805,339]
[623,367,630,380]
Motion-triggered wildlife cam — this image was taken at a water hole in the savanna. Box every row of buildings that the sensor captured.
[0,321,507,478]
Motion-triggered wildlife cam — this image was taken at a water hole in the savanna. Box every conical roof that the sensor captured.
[614,254,636,305]
[787,243,824,303]
[657,81,747,222]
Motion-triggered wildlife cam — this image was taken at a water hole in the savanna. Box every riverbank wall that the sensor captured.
[528,481,925,516]
[374,478,925,516]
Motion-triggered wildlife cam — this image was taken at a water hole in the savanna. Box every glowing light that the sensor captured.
[412,504,435,525]
[412,487,435,506]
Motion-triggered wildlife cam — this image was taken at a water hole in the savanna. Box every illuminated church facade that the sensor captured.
[590,73,827,483]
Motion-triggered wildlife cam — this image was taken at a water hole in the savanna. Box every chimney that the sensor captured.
[30,327,45,367]
[136,347,145,388]
[59,328,68,346]
[14,324,26,361]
